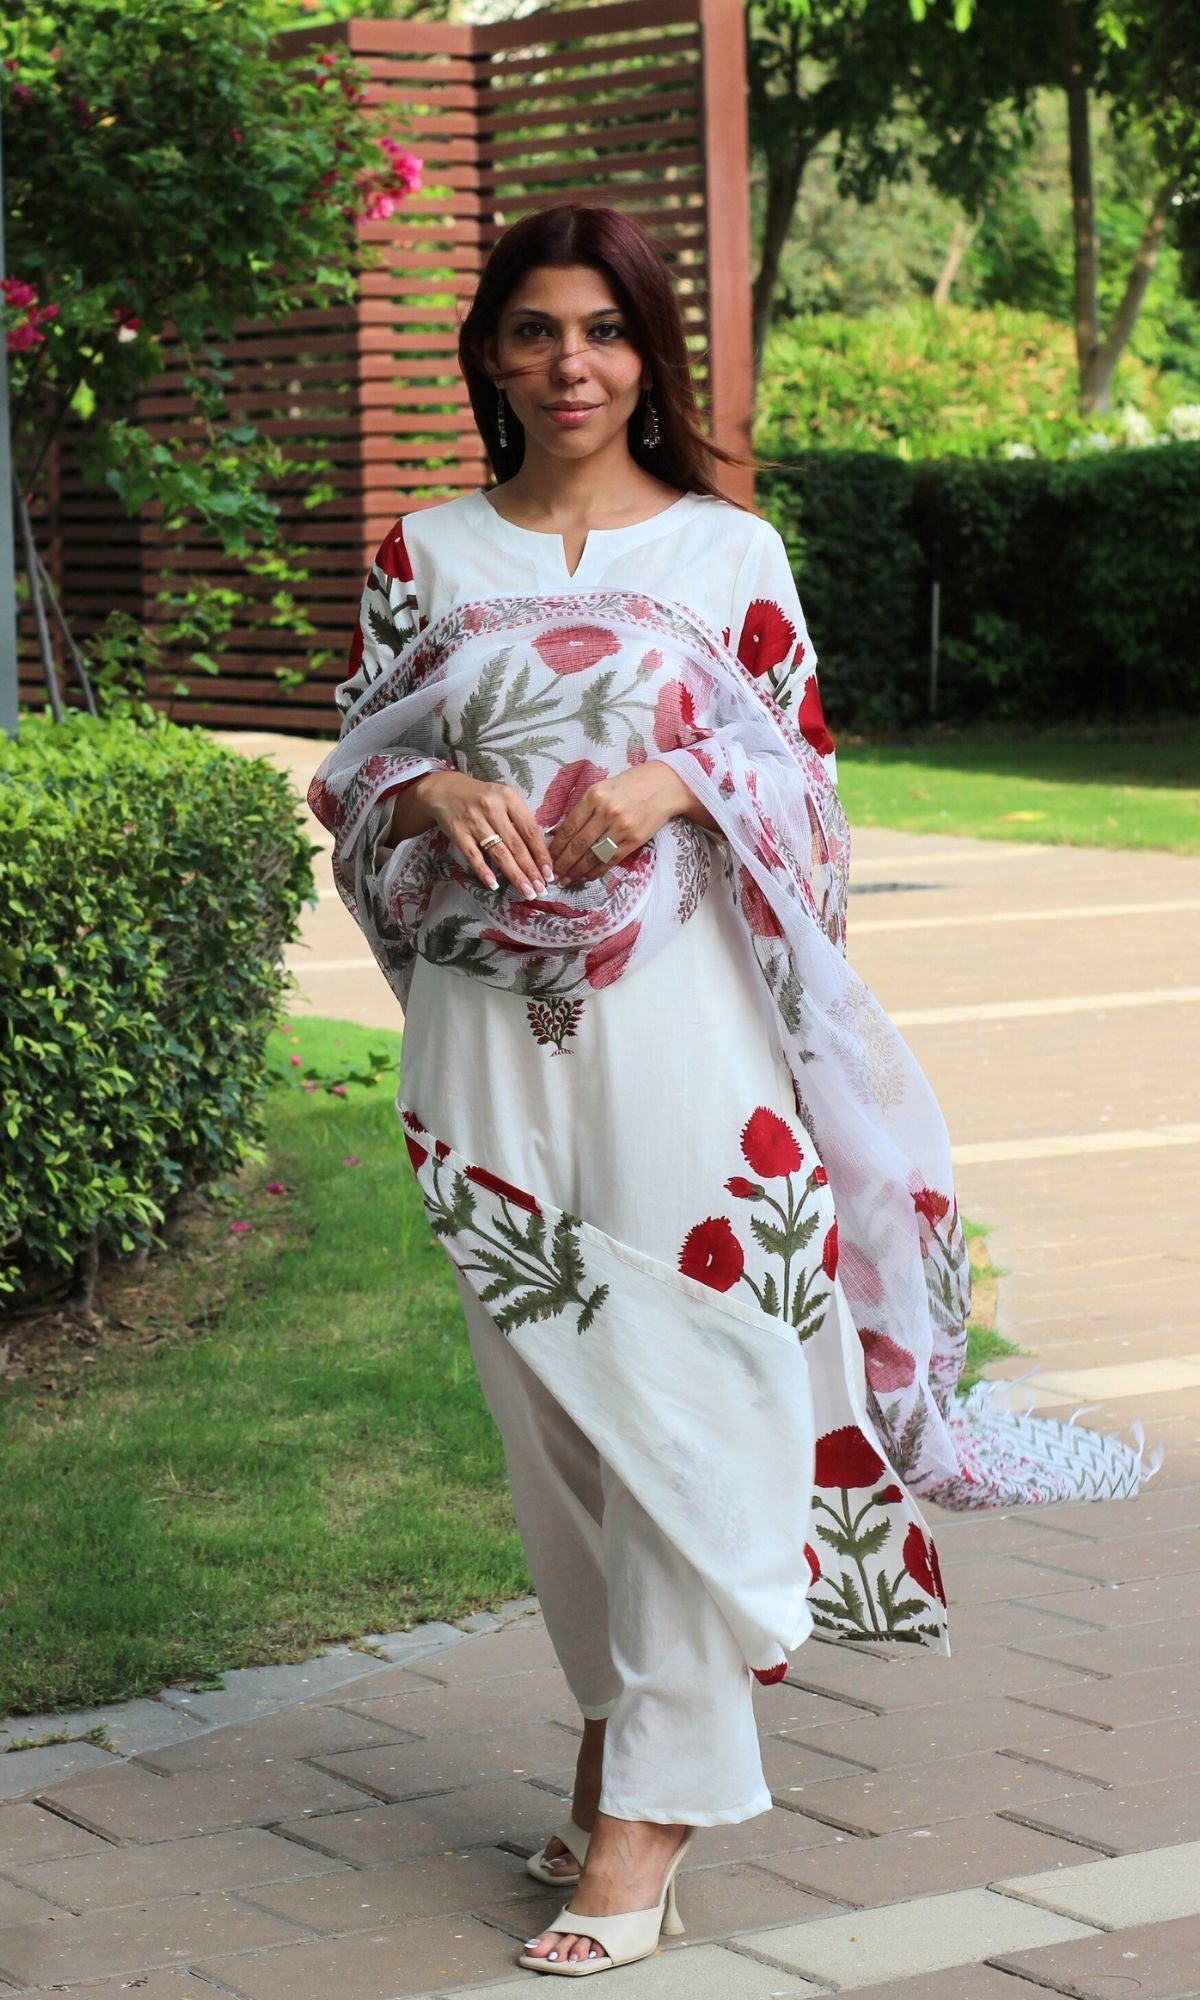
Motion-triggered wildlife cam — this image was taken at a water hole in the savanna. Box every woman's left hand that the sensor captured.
[548,761,696,885]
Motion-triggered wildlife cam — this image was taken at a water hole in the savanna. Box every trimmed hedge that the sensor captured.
[758,441,1200,729]
[0,716,314,1302]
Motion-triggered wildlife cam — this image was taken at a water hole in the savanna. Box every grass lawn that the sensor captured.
[0,1015,1015,1723]
[837,716,1200,855]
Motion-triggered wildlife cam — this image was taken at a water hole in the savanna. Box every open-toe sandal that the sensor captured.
[525,1814,591,1885]
[518,1825,696,1976]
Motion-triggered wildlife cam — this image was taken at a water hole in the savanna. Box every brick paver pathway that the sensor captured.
[3,733,1197,1999]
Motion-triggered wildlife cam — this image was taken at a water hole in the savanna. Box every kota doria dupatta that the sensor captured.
[308,587,1162,1675]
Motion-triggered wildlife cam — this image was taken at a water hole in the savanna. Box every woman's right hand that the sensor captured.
[406,771,557,900]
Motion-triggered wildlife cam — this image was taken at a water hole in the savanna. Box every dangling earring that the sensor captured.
[641,386,660,449]
[496,386,508,449]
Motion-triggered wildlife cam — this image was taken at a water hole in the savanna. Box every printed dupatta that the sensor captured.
[308,586,1162,1675]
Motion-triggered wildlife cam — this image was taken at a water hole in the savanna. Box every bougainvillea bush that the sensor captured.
[0,0,421,698]
[0,717,314,1303]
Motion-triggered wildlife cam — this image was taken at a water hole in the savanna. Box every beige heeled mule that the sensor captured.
[518,1824,696,1976]
[525,1814,591,1885]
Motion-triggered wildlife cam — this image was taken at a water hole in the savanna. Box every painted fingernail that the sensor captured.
[542,864,555,882]
[483,872,498,889]
[523,882,538,899]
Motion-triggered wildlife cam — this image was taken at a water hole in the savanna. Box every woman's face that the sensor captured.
[485,263,650,462]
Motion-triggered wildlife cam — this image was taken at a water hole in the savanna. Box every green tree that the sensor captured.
[0,0,423,717]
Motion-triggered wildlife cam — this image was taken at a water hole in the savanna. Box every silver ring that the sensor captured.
[590,833,619,863]
[478,831,502,852]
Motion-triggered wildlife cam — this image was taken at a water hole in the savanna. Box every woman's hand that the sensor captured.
[414,771,557,899]
[549,762,706,885]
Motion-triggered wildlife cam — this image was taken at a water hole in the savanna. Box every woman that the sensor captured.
[308,204,1159,1978]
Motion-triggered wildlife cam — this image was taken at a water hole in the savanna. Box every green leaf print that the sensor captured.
[367,600,410,655]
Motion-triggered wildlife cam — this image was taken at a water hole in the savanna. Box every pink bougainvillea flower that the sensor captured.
[734,598,796,678]
[535,757,608,828]
[678,1216,745,1292]
[814,1424,886,1488]
[342,1155,361,1167]
[740,1106,803,1179]
[290,1056,302,1067]
[265,1181,286,1195]
[821,1218,839,1279]
[228,1220,252,1235]
[532,624,620,675]
[464,1163,541,1214]
[331,1083,347,1096]
[859,1327,917,1391]
[302,1079,318,1092]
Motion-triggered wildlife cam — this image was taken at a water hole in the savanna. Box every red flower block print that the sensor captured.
[403,1132,428,1173]
[751,1659,789,1685]
[735,599,796,678]
[913,1186,951,1224]
[584,920,640,989]
[679,1217,745,1292]
[652,678,711,751]
[533,624,620,675]
[860,1328,917,1392]
[821,1218,839,1278]
[903,1522,947,1606]
[375,520,414,583]
[805,1541,822,1583]
[737,865,784,939]
[536,758,608,828]
[814,1425,886,1488]
[741,1106,803,1178]
[796,668,836,758]
[464,1163,541,1215]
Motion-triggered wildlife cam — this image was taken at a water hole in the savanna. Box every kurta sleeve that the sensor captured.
[334,518,425,722]
[723,520,838,787]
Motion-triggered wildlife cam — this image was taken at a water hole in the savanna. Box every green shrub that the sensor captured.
[759,442,1200,728]
[754,303,1165,461]
[0,715,314,1301]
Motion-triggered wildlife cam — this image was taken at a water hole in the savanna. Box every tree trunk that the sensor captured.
[1081,178,1179,413]
[932,215,976,309]
[1055,0,1100,390]
[750,147,808,382]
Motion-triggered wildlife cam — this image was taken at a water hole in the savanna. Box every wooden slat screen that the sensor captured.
[21,0,752,734]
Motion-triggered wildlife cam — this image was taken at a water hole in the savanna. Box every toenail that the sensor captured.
[548,1950,558,1959]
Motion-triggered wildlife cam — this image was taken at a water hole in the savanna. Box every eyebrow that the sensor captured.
[503,306,623,322]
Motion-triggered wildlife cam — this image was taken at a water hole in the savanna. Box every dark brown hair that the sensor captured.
[458,203,757,509]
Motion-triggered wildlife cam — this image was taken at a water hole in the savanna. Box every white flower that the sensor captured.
[1117,404,1156,447]
[1000,441,1036,459]
[1167,403,1200,441]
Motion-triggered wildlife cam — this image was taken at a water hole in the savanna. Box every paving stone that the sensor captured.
[999,1712,1200,1789]
[1008,1657,1198,1728]
[192,1912,525,1998]
[0,1804,106,1867]
[235,1844,547,1930]
[929,1596,1109,1649]
[994,1838,1200,1927]
[1000,1776,1200,1854]
[155,1646,387,1724]
[0,1697,208,1759]
[305,1663,481,1706]
[778,1695,1107,1769]
[999,1484,1200,1542]
[760,1737,880,1793]
[6,1826,346,1911]
[396,1620,560,1685]
[732,1884,1099,1986]
[0,1886,307,1987]
[678,1806,848,1869]
[797,1967,1051,2000]
[337,1666,582,1739]
[1005,1568,1200,1630]
[769,1745,1105,1836]
[1014,1524,1200,1585]
[357,1623,471,1666]
[1013,1611,1200,1678]
[991,1910,1200,1998]
[0,1876,70,1923]
[2,1975,255,2000]
[134,1699,419,1774]
[0,1742,118,1801]
[310,1722,576,1802]
[437,1944,830,1998]
[753,1811,1100,1907]
[272,1777,570,1863]
[788,1644,1098,1712]
[33,1758,377,1841]
[936,1554,1118,1604]
[753,1685,878,1735]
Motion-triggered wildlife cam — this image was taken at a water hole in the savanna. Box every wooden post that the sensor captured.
[699,0,754,507]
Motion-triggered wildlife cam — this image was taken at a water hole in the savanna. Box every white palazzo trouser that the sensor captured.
[398,840,804,1824]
